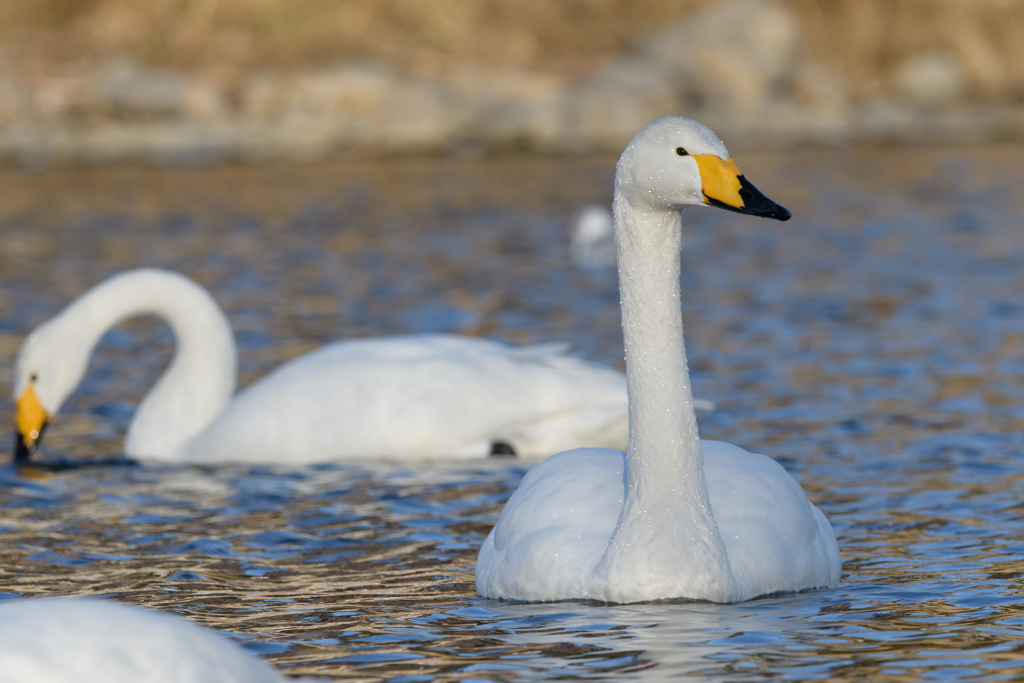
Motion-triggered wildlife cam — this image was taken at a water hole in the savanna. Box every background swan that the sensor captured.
[569,204,616,270]
[12,269,637,464]
[476,117,840,604]
[0,599,290,683]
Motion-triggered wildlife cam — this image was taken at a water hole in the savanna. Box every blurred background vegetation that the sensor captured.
[2,0,1022,101]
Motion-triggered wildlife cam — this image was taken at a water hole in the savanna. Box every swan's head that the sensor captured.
[12,317,89,463]
[616,117,790,220]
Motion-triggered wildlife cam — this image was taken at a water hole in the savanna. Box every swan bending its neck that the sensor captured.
[13,269,235,461]
[14,270,637,464]
[475,117,838,604]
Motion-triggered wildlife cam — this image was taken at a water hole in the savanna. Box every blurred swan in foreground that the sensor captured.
[476,117,840,604]
[0,599,290,683]
[13,269,645,464]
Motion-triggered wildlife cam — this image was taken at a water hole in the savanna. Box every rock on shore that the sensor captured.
[0,0,1019,165]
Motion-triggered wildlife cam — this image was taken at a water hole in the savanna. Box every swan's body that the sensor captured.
[13,270,633,464]
[0,599,286,683]
[188,334,630,463]
[476,117,840,603]
[476,443,837,602]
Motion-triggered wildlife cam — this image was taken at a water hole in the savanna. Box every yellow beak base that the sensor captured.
[15,383,48,464]
[694,154,791,221]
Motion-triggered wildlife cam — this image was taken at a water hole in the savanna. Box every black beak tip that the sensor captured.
[13,421,46,466]
[772,204,792,222]
[734,175,792,222]
[14,432,32,465]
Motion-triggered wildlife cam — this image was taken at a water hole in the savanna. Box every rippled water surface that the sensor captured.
[2,147,1024,680]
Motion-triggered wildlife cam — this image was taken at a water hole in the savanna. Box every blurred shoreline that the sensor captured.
[1,0,1022,165]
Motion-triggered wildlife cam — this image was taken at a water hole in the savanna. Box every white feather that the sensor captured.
[0,599,291,683]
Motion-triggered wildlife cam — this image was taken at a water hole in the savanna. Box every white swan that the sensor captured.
[0,599,288,683]
[569,204,616,270]
[476,117,840,604]
[12,269,637,464]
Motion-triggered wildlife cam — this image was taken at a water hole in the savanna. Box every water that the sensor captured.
[1,147,1024,680]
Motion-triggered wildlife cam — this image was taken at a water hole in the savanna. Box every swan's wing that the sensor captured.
[0,599,284,683]
[498,402,628,458]
[185,335,627,463]
[487,339,629,455]
[476,447,625,601]
[703,440,841,599]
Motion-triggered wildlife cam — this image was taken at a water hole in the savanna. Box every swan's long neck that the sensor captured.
[50,270,235,460]
[595,193,738,602]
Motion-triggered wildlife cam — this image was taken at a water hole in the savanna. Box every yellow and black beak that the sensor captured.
[694,154,791,221]
[14,382,49,465]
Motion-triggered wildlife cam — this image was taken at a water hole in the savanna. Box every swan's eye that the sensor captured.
[30,373,38,382]
[676,147,689,156]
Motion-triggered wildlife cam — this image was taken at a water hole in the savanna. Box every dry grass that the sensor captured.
[793,0,1024,99]
[0,0,1022,99]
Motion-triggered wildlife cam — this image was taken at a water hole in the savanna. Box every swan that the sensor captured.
[12,269,640,465]
[0,598,290,682]
[475,117,841,604]
[569,204,616,270]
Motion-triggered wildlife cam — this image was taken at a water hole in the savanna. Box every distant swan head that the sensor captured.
[12,316,88,462]
[616,117,791,220]
[11,269,237,464]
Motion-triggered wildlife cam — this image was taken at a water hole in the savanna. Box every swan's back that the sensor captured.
[187,335,628,463]
[0,599,285,683]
